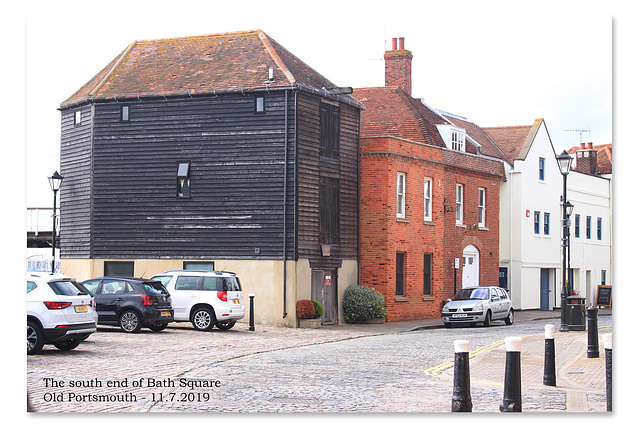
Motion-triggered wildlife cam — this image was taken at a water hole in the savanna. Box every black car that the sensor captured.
[81,277,173,333]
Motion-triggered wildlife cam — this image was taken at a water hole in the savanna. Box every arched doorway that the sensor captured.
[462,245,480,288]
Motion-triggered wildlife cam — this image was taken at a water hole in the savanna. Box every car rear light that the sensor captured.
[217,291,227,302]
[140,295,154,306]
[55,325,69,329]
[43,301,72,310]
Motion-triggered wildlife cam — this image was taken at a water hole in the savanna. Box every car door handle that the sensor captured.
[115,298,123,301]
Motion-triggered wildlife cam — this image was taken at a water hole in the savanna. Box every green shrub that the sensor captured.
[296,300,315,319]
[342,284,387,324]
[311,300,323,319]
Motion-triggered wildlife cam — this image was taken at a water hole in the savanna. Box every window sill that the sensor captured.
[396,218,410,223]
[478,226,489,231]
[395,296,408,302]
[456,223,466,229]
[422,295,435,301]
[423,220,435,226]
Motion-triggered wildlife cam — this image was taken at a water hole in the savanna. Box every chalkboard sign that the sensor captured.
[596,285,612,309]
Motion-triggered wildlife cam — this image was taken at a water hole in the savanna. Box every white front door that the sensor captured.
[462,245,479,288]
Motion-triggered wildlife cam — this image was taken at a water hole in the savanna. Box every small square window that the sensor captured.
[255,96,265,113]
[121,105,130,121]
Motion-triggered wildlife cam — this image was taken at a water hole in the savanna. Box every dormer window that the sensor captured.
[452,130,465,152]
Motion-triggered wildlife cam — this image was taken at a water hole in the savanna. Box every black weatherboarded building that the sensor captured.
[58,30,361,326]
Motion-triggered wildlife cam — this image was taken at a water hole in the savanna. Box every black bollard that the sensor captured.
[587,306,599,358]
[500,336,523,412]
[543,324,556,386]
[451,340,472,412]
[604,333,612,412]
[248,293,255,331]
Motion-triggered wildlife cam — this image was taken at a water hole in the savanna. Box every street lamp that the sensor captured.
[48,171,64,274]
[556,151,572,332]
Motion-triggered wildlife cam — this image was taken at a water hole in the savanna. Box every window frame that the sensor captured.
[424,177,433,222]
[452,130,465,152]
[456,183,464,224]
[255,95,265,113]
[539,157,545,181]
[319,103,340,159]
[534,211,541,235]
[103,261,134,277]
[396,172,406,219]
[121,105,130,122]
[74,110,82,126]
[586,216,592,239]
[597,217,602,240]
[423,253,432,296]
[396,252,406,296]
[575,214,580,238]
[177,161,191,198]
[543,212,550,235]
[478,187,486,227]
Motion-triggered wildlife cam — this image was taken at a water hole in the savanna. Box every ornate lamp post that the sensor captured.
[556,151,572,332]
[48,171,64,274]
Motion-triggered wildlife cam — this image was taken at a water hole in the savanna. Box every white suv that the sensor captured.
[27,273,97,354]
[151,270,245,331]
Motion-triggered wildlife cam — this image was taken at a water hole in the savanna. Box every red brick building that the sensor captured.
[352,38,506,321]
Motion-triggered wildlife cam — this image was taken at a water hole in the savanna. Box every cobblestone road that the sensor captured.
[27,317,611,413]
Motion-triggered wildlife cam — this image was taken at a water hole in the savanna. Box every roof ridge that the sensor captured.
[257,30,296,85]
[140,29,260,43]
[89,41,138,98]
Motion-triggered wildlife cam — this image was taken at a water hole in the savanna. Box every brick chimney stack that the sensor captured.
[575,142,598,175]
[385,37,413,96]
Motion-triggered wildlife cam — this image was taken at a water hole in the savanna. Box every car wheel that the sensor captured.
[27,320,45,355]
[149,323,168,332]
[216,320,236,330]
[505,309,515,325]
[191,307,214,331]
[483,310,492,327]
[119,310,142,333]
[53,338,81,351]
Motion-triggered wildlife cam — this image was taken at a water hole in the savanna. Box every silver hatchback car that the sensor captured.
[442,286,514,327]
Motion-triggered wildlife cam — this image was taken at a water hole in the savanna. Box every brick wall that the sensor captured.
[360,136,503,321]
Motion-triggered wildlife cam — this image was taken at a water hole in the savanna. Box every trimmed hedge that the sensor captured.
[343,284,387,324]
[311,300,323,319]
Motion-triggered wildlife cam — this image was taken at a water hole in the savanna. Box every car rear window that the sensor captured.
[48,280,86,296]
[151,275,172,287]
[222,277,241,292]
[200,276,242,292]
[27,281,37,293]
[142,281,169,295]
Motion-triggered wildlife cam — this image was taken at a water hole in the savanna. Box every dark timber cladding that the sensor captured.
[59,88,360,263]
[61,91,296,260]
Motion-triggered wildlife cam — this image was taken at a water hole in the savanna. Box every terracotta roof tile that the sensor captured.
[352,87,447,147]
[61,30,338,108]
[482,124,536,162]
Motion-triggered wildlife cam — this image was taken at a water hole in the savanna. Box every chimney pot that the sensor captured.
[580,142,586,149]
[399,37,405,50]
[392,38,397,50]
[588,142,593,149]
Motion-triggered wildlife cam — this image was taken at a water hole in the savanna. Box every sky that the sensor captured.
[20,2,616,207]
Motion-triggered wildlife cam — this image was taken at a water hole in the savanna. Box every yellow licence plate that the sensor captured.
[74,306,88,313]
[161,311,171,317]
[232,299,240,304]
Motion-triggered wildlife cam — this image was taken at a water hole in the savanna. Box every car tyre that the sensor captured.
[53,337,81,351]
[149,323,168,332]
[216,320,236,330]
[119,310,142,333]
[505,309,515,325]
[27,320,45,355]
[483,310,492,327]
[191,307,215,331]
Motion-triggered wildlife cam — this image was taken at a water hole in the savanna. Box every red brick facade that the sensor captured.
[359,136,503,321]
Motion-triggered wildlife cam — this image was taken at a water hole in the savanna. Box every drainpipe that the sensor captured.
[283,89,289,319]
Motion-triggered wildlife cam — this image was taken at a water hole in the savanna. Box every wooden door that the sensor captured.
[311,269,337,324]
